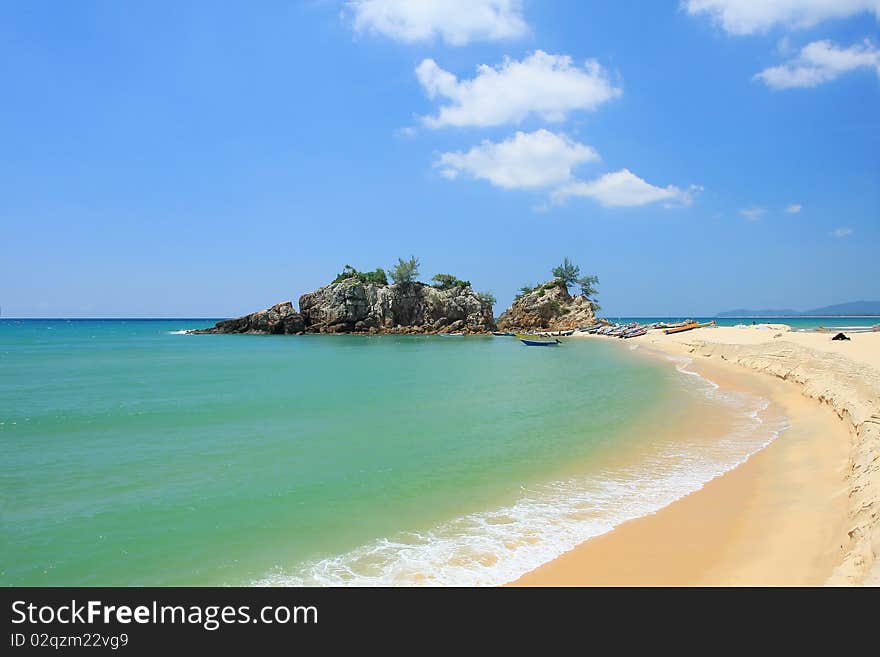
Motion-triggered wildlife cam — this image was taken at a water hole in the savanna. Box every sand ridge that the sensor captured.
[637,328,880,585]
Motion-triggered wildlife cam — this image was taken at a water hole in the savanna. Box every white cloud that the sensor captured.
[785,203,802,213]
[349,0,527,45]
[739,206,766,220]
[755,39,880,88]
[416,51,621,128]
[683,0,880,35]
[436,129,599,189]
[553,169,700,208]
[832,226,854,237]
[777,36,794,55]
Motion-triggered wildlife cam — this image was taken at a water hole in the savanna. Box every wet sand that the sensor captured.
[514,328,879,586]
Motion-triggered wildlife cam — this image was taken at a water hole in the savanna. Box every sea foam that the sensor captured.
[254,358,788,587]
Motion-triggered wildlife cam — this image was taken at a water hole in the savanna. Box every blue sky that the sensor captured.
[1,0,878,317]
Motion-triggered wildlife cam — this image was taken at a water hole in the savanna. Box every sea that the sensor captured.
[2,316,874,586]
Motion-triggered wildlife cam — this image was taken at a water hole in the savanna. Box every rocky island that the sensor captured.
[191,258,497,335]
[190,301,306,335]
[496,258,600,332]
[496,279,597,332]
[191,257,601,336]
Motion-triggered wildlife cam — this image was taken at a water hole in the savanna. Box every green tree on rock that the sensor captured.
[431,273,470,290]
[514,283,543,300]
[552,257,581,288]
[332,264,388,286]
[390,256,420,284]
[551,258,600,308]
[577,274,599,299]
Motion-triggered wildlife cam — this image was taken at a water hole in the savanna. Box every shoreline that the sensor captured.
[514,326,880,586]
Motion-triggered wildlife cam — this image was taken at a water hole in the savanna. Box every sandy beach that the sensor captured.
[514,325,880,586]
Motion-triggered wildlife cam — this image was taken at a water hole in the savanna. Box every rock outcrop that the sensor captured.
[497,279,596,331]
[192,281,495,335]
[299,279,495,334]
[191,301,305,334]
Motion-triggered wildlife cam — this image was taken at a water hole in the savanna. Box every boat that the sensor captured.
[439,332,464,337]
[607,322,637,337]
[664,321,699,334]
[492,331,515,336]
[622,327,648,339]
[520,338,561,346]
[663,320,715,335]
[578,323,603,333]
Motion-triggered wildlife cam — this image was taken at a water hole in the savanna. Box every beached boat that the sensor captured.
[520,338,560,346]
[607,323,638,337]
[663,320,715,335]
[578,323,604,333]
[664,321,699,334]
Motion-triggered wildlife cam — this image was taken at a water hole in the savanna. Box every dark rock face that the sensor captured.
[299,280,495,334]
[497,279,596,331]
[191,301,305,334]
[191,281,496,335]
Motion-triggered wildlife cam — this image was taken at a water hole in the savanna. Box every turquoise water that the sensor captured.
[1,320,786,586]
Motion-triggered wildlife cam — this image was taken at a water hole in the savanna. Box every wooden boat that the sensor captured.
[622,327,647,339]
[578,323,603,333]
[663,320,715,335]
[492,331,515,336]
[520,338,560,346]
[618,323,640,337]
[664,321,700,335]
[609,323,636,337]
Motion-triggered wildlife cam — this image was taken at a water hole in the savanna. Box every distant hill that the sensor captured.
[802,301,880,316]
[716,300,880,317]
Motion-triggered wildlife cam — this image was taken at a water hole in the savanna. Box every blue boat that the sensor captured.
[520,338,560,346]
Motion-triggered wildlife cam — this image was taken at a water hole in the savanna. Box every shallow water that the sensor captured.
[1,320,785,585]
